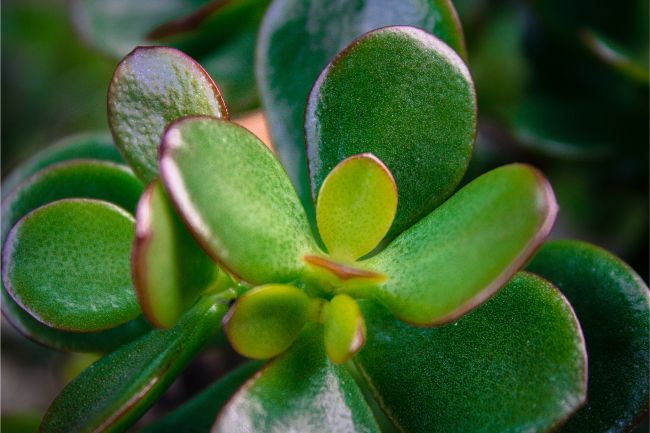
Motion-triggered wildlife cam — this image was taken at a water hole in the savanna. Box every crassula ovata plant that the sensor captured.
[2,1,648,433]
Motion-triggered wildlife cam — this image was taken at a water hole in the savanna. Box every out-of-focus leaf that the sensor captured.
[108,46,227,182]
[353,164,557,325]
[160,117,319,284]
[133,180,218,328]
[3,199,140,332]
[306,26,476,237]
[139,361,263,433]
[355,272,587,433]
[2,132,122,195]
[257,0,467,215]
[40,294,228,433]
[213,325,380,433]
[527,240,650,433]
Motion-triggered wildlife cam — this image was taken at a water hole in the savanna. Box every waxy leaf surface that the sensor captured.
[257,0,466,212]
[108,46,227,182]
[355,272,587,433]
[316,154,397,261]
[323,294,366,364]
[160,117,319,284]
[2,131,122,195]
[527,240,650,433]
[3,200,140,332]
[224,284,320,359]
[40,294,227,433]
[133,180,218,328]
[0,292,149,353]
[2,160,143,244]
[306,26,476,237]
[214,325,380,433]
[140,361,263,433]
[356,163,557,325]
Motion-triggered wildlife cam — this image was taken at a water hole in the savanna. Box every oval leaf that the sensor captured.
[2,160,143,244]
[355,272,587,433]
[257,0,467,212]
[2,131,122,195]
[323,294,366,364]
[139,361,263,433]
[306,26,476,237]
[40,294,227,433]
[213,325,381,433]
[1,290,150,353]
[133,180,219,328]
[3,199,140,332]
[316,154,397,261]
[108,46,227,182]
[355,163,557,325]
[160,116,319,284]
[223,284,321,359]
[527,240,650,433]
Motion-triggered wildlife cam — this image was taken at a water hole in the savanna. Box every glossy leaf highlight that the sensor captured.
[108,46,227,182]
[306,26,476,237]
[355,272,587,433]
[257,0,467,213]
[160,116,319,284]
[316,154,397,261]
[214,325,380,433]
[356,164,557,325]
[224,284,321,359]
[133,180,219,328]
[3,199,140,332]
[527,240,650,433]
[40,294,227,433]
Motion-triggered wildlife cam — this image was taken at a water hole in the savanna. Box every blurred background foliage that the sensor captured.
[2,0,648,430]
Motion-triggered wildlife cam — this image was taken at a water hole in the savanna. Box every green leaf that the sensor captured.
[159,117,319,284]
[527,240,650,433]
[323,294,366,364]
[139,361,263,433]
[214,324,381,433]
[154,0,270,113]
[354,163,557,325]
[71,0,208,58]
[72,0,268,113]
[1,289,150,352]
[108,46,227,182]
[306,26,476,237]
[581,29,649,84]
[316,154,397,261]
[3,131,122,195]
[2,160,143,244]
[509,95,614,159]
[355,272,587,433]
[133,180,219,328]
[257,0,467,215]
[3,199,140,332]
[223,284,322,359]
[40,294,227,433]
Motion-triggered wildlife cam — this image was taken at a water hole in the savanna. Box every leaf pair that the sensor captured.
[1,137,151,351]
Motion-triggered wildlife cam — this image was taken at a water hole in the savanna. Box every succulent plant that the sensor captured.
[1,1,648,433]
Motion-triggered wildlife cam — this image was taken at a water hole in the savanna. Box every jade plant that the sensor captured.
[2,2,649,433]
